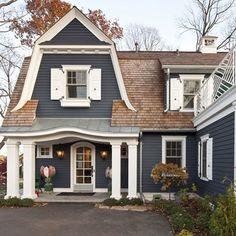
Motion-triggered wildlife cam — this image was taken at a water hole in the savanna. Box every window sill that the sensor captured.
[200,177,209,182]
[60,99,91,107]
[36,156,53,159]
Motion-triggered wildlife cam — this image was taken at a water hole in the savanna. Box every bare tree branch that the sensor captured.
[0,0,17,9]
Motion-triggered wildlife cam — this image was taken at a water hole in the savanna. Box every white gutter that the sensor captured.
[164,68,170,112]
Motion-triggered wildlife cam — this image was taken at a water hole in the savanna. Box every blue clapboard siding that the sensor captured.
[32,54,121,118]
[35,143,71,188]
[142,132,197,192]
[36,142,129,190]
[196,112,234,196]
[41,19,109,45]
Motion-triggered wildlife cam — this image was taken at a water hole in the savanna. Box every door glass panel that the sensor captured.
[75,146,92,184]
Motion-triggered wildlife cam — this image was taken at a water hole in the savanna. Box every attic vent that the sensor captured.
[199,36,218,54]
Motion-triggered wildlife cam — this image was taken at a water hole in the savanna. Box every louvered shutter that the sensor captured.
[51,68,64,100]
[206,138,213,180]
[89,69,101,100]
[170,78,182,110]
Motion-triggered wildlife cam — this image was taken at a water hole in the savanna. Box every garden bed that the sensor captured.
[0,197,46,208]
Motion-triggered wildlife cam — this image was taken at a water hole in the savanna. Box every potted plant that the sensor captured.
[40,165,56,193]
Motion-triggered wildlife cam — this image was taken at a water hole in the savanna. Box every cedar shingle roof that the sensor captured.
[111,59,194,129]
[2,57,38,127]
[2,51,226,129]
[117,51,226,65]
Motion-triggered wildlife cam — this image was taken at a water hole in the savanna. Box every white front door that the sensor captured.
[73,142,95,192]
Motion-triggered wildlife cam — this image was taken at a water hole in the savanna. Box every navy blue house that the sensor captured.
[1,7,235,200]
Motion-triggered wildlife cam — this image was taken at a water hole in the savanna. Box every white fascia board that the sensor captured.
[37,7,113,45]
[179,74,205,80]
[1,127,139,138]
[193,85,236,127]
[162,64,218,69]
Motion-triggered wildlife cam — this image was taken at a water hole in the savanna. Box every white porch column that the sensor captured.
[5,140,20,199]
[21,141,37,199]
[127,141,138,199]
[110,141,122,200]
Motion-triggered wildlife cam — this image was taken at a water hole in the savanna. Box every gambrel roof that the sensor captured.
[2,51,226,129]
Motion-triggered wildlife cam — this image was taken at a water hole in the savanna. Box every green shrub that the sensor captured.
[103,198,119,207]
[4,197,21,207]
[178,188,189,202]
[177,229,193,236]
[129,198,143,205]
[194,212,210,232]
[20,198,34,207]
[170,211,194,233]
[209,184,236,236]
[103,197,143,207]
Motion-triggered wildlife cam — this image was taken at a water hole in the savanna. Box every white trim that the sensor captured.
[37,7,113,45]
[180,74,204,112]
[36,145,53,159]
[94,188,107,193]
[234,109,236,195]
[60,99,91,107]
[162,65,219,69]
[194,85,236,127]
[200,134,209,141]
[40,45,112,50]
[53,188,73,192]
[2,127,139,138]
[161,136,187,168]
[11,7,136,112]
[196,106,235,130]
[62,65,91,71]
[70,142,96,192]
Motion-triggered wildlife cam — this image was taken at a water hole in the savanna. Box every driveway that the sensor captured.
[0,203,173,236]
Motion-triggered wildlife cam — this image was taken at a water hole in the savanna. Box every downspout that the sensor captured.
[139,131,145,202]
[164,68,170,112]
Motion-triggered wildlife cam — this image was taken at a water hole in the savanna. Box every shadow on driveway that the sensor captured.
[0,203,173,236]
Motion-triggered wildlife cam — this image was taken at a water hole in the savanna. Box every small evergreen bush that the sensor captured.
[209,184,236,236]
[103,197,143,207]
[0,197,34,207]
[170,211,194,233]
[20,198,34,207]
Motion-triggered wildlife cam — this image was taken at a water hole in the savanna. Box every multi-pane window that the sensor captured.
[166,141,182,168]
[183,79,201,109]
[67,71,87,99]
[37,146,52,158]
[162,136,186,168]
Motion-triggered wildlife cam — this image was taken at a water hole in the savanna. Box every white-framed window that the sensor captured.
[50,65,101,107]
[170,74,204,111]
[198,134,213,181]
[37,145,53,159]
[67,70,87,99]
[162,136,186,168]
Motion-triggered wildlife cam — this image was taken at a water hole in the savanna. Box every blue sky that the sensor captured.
[69,0,196,50]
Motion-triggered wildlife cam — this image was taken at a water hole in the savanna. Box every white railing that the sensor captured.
[194,46,236,116]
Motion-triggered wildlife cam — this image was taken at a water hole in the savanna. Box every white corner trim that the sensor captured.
[161,136,187,168]
[200,134,209,141]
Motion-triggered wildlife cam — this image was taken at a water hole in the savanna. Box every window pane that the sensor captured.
[67,85,87,99]
[183,95,194,109]
[166,158,181,168]
[202,141,207,178]
[85,177,91,183]
[77,177,83,183]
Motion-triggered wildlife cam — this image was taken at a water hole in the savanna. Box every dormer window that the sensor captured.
[183,79,201,110]
[50,65,101,107]
[170,74,204,111]
[67,71,87,99]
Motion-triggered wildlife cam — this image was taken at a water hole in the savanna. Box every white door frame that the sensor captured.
[70,142,96,192]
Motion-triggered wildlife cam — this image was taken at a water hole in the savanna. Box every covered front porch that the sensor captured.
[3,118,140,200]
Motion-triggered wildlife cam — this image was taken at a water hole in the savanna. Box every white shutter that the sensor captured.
[207,138,213,180]
[51,68,64,100]
[89,68,101,100]
[170,78,182,110]
[198,141,201,177]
